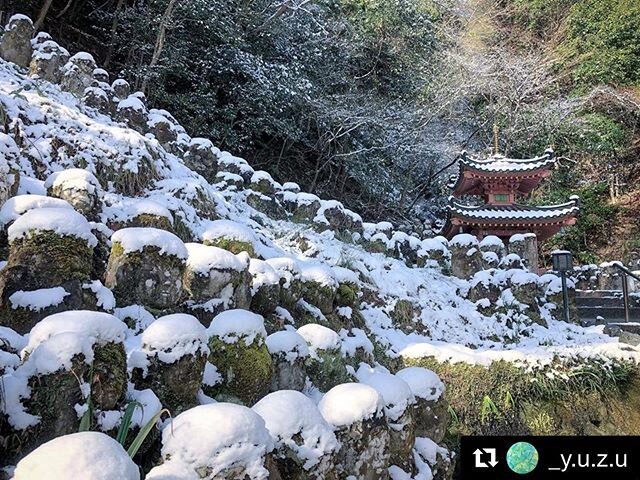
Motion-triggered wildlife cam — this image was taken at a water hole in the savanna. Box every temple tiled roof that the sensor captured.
[448,197,579,222]
[458,149,556,174]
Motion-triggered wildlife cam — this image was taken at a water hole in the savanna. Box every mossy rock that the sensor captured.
[300,281,336,316]
[246,192,287,220]
[389,408,416,472]
[203,237,256,257]
[389,299,428,335]
[105,243,185,310]
[279,278,304,312]
[0,280,94,335]
[251,283,281,317]
[91,226,111,282]
[362,237,390,254]
[206,337,273,405]
[335,282,360,308]
[5,342,126,463]
[305,348,353,393]
[132,353,206,415]
[291,201,321,224]
[183,265,251,312]
[4,232,93,288]
[111,213,174,233]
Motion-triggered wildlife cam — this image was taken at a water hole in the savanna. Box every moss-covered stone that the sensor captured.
[206,337,273,405]
[105,242,185,310]
[389,299,428,335]
[246,192,287,220]
[4,341,127,463]
[183,264,251,322]
[305,348,353,393]
[5,232,93,288]
[300,281,336,316]
[251,283,281,317]
[111,213,174,233]
[389,408,416,472]
[0,280,88,335]
[449,242,482,279]
[132,353,206,414]
[203,237,256,257]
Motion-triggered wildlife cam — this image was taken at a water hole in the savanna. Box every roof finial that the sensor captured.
[492,123,500,155]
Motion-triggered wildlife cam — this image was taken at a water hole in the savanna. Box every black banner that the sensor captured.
[460,436,640,479]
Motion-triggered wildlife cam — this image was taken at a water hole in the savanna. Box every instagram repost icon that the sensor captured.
[506,442,539,474]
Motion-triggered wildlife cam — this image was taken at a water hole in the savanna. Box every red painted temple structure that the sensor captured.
[442,148,579,241]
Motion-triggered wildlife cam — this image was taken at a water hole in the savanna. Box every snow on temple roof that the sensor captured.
[448,198,579,221]
[458,149,556,174]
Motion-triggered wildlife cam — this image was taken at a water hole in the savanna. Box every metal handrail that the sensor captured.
[611,262,640,323]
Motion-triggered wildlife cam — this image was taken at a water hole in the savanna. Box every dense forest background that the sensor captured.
[1,0,639,264]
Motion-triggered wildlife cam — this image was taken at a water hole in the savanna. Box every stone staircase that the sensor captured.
[576,289,640,325]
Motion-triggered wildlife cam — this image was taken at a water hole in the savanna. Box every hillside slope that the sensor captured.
[0,14,639,479]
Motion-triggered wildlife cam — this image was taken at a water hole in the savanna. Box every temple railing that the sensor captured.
[611,262,640,323]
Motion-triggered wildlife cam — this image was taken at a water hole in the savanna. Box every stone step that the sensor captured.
[578,306,640,324]
[576,296,624,308]
[576,289,623,299]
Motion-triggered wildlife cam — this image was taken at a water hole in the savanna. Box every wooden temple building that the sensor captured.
[442,148,579,242]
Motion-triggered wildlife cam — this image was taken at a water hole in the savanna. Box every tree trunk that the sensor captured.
[142,0,177,94]
[34,0,55,31]
[104,0,126,68]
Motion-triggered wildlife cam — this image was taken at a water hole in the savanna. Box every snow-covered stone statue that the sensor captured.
[3,311,127,461]
[279,191,322,224]
[265,256,304,312]
[183,243,251,324]
[130,314,208,413]
[83,87,110,114]
[250,170,279,196]
[105,227,187,309]
[205,309,273,404]
[314,200,363,239]
[116,94,148,133]
[449,233,483,279]
[60,52,98,97]
[45,168,102,220]
[356,366,417,472]
[297,323,352,392]
[0,207,97,333]
[111,78,131,101]
[508,233,538,270]
[29,40,69,83]
[318,383,391,479]
[203,218,261,257]
[253,390,340,480]
[396,366,448,442]
[183,137,220,182]
[249,258,281,318]
[266,330,309,391]
[299,262,337,315]
[146,403,276,479]
[0,15,34,68]
[417,237,451,270]
[14,432,139,480]
[508,269,545,326]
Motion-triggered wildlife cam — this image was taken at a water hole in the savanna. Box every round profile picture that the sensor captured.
[506,441,539,474]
